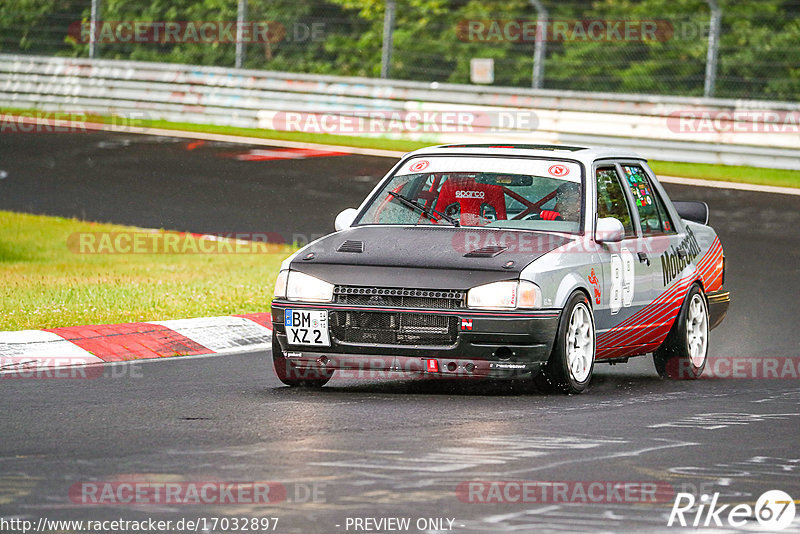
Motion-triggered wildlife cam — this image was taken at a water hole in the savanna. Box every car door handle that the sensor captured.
[637,252,650,265]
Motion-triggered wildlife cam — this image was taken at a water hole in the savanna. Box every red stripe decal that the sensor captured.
[597,236,723,353]
[601,278,689,343]
[598,275,690,347]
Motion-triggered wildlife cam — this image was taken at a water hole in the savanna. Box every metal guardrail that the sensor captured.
[2,53,799,169]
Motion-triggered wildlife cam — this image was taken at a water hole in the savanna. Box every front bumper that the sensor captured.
[271,300,561,380]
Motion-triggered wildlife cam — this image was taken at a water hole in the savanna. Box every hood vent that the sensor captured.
[464,245,507,258]
[337,240,364,253]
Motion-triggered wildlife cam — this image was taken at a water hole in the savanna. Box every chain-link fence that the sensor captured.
[1,0,798,101]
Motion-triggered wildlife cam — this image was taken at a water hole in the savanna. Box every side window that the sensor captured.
[652,187,675,233]
[596,167,635,237]
[620,164,675,235]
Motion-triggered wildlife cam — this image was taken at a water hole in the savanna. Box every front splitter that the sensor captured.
[281,351,542,380]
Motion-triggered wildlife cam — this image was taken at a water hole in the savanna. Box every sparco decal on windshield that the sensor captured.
[455,190,486,199]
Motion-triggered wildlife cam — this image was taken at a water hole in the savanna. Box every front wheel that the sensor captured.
[272,336,332,387]
[536,291,595,394]
[653,283,709,379]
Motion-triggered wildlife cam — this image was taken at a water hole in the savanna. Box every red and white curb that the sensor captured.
[0,313,272,376]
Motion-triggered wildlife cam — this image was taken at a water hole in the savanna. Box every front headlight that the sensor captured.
[467,280,541,310]
[273,270,289,299]
[286,271,334,303]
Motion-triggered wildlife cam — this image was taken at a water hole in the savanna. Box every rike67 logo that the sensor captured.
[668,490,796,530]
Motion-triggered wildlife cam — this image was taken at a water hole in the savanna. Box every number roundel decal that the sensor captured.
[409,159,430,172]
[609,248,635,315]
[548,164,569,177]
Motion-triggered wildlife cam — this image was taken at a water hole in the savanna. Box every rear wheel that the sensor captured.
[272,336,332,387]
[653,284,709,379]
[536,291,595,394]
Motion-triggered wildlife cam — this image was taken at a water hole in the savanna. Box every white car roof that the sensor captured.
[405,144,644,167]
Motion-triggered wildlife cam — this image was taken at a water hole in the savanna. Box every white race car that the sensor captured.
[271,144,730,393]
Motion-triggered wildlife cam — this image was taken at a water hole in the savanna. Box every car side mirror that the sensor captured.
[673,201,709,225]
[334,208,358,231]
[596,217,625,243]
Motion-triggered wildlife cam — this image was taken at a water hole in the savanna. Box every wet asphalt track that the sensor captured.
[1,132,799,533]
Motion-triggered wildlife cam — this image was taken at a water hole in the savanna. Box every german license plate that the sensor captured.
[285,309,330,346]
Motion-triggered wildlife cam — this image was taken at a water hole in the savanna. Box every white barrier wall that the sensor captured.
[1,54,799,169]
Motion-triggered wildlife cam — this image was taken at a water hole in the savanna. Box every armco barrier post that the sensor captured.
[89,0,100,59]
[704,0,721,98]
[236,0,248,69]
[530,0,547,89]
[381,0,396,79]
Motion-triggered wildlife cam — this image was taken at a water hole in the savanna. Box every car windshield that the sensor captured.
[355,156,583,232]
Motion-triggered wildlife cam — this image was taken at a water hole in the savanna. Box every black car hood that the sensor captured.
[290,225,572,289]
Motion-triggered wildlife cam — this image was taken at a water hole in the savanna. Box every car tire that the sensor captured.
[653,283,709,379]
[272,336,333,387]
[536,291,596,394]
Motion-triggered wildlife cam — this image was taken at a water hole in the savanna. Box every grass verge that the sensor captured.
[647,160,800,189]
[0,211,292,330]
[4,107,799,189]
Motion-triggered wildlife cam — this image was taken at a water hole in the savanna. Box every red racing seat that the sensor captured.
[434,177,507,225]
[539,209,562,220]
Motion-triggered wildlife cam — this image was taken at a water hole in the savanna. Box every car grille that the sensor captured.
[333,286,465,309]
[330,311,459,346]
[330,286,464,346]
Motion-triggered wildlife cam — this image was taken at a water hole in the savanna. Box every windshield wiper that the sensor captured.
[388,191,460,227]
